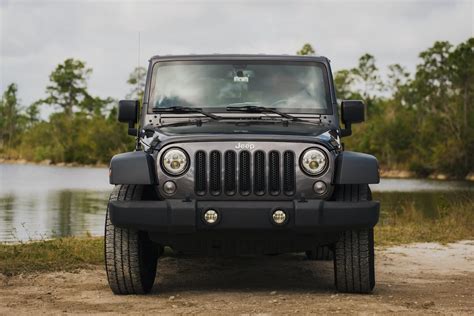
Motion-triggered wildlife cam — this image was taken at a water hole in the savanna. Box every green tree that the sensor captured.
[351,54,384,103]
[450,38,474,173]
[0,83,21,149]
[25,103,40,126]
[334,69,358,100]
[410,41,463,175]
[297,43,316,56]
[15,59,127,164]
[449,38,474,130]
[81,94,114,117]
[126,66,147,101]
[387,64,410,95]
[42,59,92,115]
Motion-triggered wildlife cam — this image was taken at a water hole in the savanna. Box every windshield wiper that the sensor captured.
[225,105,300,121]
[152,106,221,120]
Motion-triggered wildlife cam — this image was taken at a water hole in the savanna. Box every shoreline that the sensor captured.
[2,158,473,181]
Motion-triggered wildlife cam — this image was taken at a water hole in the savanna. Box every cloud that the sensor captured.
[1,0,472,112]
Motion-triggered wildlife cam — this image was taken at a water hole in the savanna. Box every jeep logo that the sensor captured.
[235,143,255,150]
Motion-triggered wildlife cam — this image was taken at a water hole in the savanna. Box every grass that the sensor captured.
[0,199,472,275]
[0,237,103,276]
[375,197,474,246]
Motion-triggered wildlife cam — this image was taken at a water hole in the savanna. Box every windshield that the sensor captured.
[148,61,332,114]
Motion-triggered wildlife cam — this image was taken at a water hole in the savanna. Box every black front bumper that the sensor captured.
[108,199,379,233]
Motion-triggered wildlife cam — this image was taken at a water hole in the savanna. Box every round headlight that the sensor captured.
[300,148,328,176]
[161,148,189,176]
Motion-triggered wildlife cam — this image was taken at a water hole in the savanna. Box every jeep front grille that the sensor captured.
[194,149,296,197]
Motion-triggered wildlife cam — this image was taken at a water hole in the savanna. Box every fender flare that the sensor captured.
[334,151,380,184]
[109,151,156,185]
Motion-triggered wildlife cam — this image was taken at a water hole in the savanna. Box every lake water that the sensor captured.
[1,163,473,242]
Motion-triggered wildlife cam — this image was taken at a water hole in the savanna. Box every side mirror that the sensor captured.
[118,100,139,136]
[340,100,365,137]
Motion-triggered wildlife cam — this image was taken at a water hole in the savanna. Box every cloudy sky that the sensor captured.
[1,0,473,113]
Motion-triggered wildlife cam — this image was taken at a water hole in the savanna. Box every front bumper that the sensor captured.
[108,199,379,233]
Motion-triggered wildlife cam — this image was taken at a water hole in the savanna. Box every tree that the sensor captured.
[81,94,114,117]
[42,59,92,115]
[351,54,384,101]
[297,43,316,56]
[449,38,474,174]
[387,64,410,95]
[0,83,21,149]
[414,41,453,115]
[41,58,112,116]
[26,104,39,123]
[449,38,474,129]
[126,66,147,101]
[334,69,358,100]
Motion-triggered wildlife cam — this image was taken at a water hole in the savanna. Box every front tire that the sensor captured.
[105,185,160,295]
[333,184,375,294]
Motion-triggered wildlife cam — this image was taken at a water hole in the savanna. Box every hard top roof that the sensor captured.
[149,54,330,63]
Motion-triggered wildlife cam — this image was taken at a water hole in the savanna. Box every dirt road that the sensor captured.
[1,241,473,315]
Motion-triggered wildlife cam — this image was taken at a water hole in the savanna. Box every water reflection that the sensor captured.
[0,189,108,242]
[0,163,473,242]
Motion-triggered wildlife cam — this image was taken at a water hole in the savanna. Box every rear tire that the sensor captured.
[105,185,160,295]
[333,184,375,294]
[305,246,333,260]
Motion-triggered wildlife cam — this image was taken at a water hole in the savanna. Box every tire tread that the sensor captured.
[333,184,375,294]
[105,184,159,295]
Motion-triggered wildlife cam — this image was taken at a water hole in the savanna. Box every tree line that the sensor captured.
[0,60,144,164]
[1,38,473,178]
[334,39,473,178]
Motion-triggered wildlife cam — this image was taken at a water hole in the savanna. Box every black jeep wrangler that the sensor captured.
[106,55,380,295]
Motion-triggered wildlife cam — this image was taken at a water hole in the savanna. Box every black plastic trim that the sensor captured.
[334,151,380,184]
[109,151,155,185]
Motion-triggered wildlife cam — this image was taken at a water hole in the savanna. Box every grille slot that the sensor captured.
[254,151,265,195]
[224,151,236,195]
[239,151,251,195]
[195,151,206,195]
[269,151,280,195]
[283,151,295,195]
[209,151,221,195]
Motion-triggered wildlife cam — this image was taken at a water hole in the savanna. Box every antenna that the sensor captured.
[137,31,141,95]
[135,31,141,151]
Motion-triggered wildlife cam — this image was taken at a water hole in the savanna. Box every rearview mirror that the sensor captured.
[340,100,365,137]
[118,100,139,136]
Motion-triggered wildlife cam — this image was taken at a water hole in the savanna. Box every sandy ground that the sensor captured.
[1,241,473,315]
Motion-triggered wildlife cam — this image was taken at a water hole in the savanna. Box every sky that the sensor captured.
[1,0,473,115]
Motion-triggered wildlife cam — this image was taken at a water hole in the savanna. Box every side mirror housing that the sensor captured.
[118,100,139,136]
[340,100,365,137]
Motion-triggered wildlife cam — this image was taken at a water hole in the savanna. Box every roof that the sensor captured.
[149,54,330,63]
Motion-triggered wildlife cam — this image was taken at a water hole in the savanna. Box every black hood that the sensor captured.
[152,120,339,150]
[158,120,331,136]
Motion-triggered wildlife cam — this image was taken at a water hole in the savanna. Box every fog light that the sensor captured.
[204,209,219,224]
[163,181,177,195]
[313,181,327,195]
[272,209,287,225]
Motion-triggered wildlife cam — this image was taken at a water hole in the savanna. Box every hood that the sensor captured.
[151,120,340,149]
[158,120,331,136]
